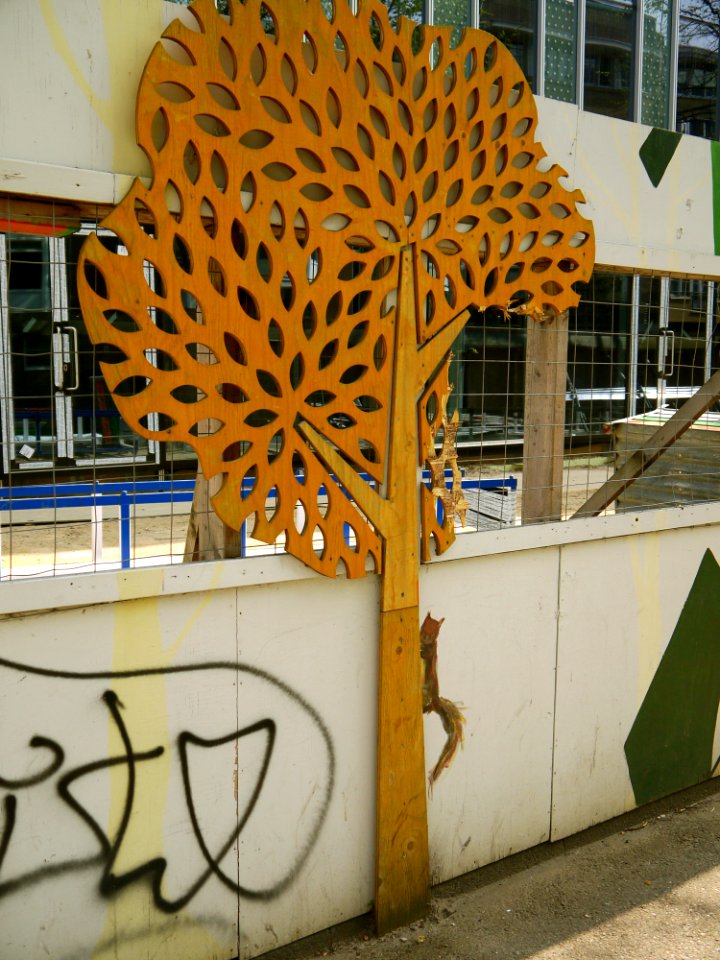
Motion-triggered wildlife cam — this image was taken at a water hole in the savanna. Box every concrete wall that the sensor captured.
[3,504,720,959]
[1,1,719,277]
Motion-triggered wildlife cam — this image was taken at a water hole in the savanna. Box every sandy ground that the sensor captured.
[265,779,720,960]
[0,459,615,578]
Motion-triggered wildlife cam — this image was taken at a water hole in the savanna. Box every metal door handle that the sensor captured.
[659,327,675,379]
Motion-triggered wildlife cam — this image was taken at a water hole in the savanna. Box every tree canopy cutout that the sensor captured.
[78,0,594,578]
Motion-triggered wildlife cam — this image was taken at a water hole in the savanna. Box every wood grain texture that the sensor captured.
[77,0,594,579]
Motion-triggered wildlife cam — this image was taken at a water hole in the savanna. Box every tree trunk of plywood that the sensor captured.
[184,468,242,561]
[522,312,569,524]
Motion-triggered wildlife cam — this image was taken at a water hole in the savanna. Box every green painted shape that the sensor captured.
[711,141,720,256]
[625,549,720,805]
[638,127,681,188]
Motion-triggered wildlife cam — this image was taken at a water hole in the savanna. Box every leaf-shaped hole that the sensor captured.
[290,352,304,389]
[356,123,375,159]
[156,81,193,103]
[150,308,177,334]
[348,290,371,316]
[374,335,387,371]
[500,181,522,199]
[268,430,284,464]
[519,231,538,252]
[302,30,318,72]
[489,77,503,108]
[429,37,443,69]
[300,183,333,202]
[542,280,563,296]
[444,276,457,307]
[348,320,369,347]
[250,43,267,84]
[245,409,278,427]
[256,242,272,281]
[240,172,256,211]
[436,238,461,254]
[512,151,533,169]
[259,4,277,40]
[397,99,412,135]
[170,385,207,404]
[344,185,371,209]
[424,290,436,324]
[413,65,428,100]
[195,114,230,137]
[484,268,499,296]
[263,162,296,181]
[354,60,370,98]
[215,383,248,404]
[296,148,325,173]
[378,170,395,205]
[114,376,150,398]
[422,251,439,276]
[183,141,200,184]
[530,182,551,199]
[239,129,273,149]
[373,62,393,96]
[139,412,175,432]
[508,80,525,107]
[488,208,511,224]
[423,99,438,132]
[261,96,290,124]
[208,256,226,296]
[207,82,239,111]
[444,140,459,171]
[499,232,514,259]
[200,196,218,238]
[464,47,478,79]
[518,202,541,220]
[335,31,349,71]
[569,231,591,248]
[328,411,356,430]
[305,390,336,407]
[531,257,553,274]
[186,342,219,364]
[306,247,321,282]
[370,106,389,139]
[338,260,365,281]
[421,214,439,239]
[422,171,438,202]
[145,347,178,371]
[237,286,260,319]
[331,147,359,172]
[181,289,199,321]
[512,117,532,139]
[354,395,381,412]
[460,258,475,288]
[300,100,321,135]
[505,261,524,282]
[319,339,339,368]
[257,369,282,397]
[270,201,285,238]
[426,391,438,425]
[173,234,192,274]
[478,233,489,264]
[224,332,247,365]
[230,219,247,260]
[326,291,342,324]
[455,215,479,233]
[281,271,296,309]
[144,260,166,298]
[559,258,580,273]
[295,209,310,247]
[189,418,223,437]
[302,302,317,339]
[371,256,394,280]
[392,143,406,180]
[392,46,406,83]
[484,41,498,71]
[471,151,487,180]
[471,184,492,205]
[211,151,228,192]
[542,230,564,247]
[446,179,463,207]
[340,365,367,385]
[327,88,341,128]
[369,12,383,49]
[551,203,571,219]
[466,88,480,122]
[102,309,138,331]
[281,53,297,93]
[444,61,457,94]
[444,104,457,138]
[404,193,417,226]
[490,113,507,141]
[222,440,252,462]
[495,146,509,176]
[219,38,237,80]
[151,108,169,152]
[360,439,379,465]
[268,318,284,357]
[164,180,182,220]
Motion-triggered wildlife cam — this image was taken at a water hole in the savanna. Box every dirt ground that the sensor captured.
[266,779,720,960]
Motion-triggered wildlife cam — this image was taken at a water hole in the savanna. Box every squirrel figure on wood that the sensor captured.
[420,613,465,789]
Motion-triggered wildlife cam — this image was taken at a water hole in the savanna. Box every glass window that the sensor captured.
[642,0,672,126]
[478,0,538,90]
[584,0,636,120]
[676,0,719,138]
[545,0,578,102]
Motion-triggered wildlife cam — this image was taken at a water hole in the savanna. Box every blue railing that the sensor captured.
[0,473,517,576]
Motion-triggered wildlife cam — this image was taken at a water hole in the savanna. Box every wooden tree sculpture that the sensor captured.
[77,0,594,932]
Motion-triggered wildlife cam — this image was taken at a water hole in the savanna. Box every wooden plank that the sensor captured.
[522,312,569,524]
[184,467,241,561]
[574,367,720,518]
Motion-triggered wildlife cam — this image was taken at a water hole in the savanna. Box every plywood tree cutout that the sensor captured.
[77,0,594,932]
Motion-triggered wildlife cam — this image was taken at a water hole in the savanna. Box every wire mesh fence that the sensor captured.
[2,200,720,579]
